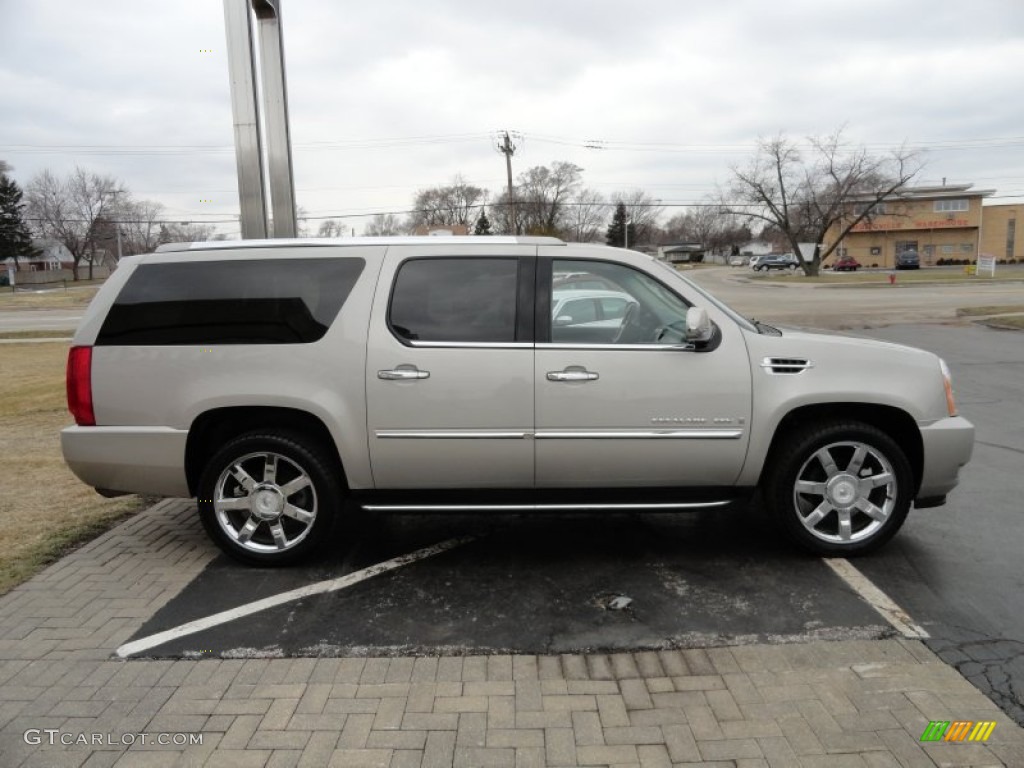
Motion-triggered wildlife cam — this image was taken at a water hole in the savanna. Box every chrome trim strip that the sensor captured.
[376,431,529,439]
[534,429,743,440]
[538,343,693,351]
[408,341,534,349]
[362,501,733,512]
[376,429,741,440]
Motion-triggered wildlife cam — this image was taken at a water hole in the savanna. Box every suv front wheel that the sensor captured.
[766,421,913,556]
[197,431,342,565]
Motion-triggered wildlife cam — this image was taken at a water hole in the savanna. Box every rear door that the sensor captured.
[365,244,535,488]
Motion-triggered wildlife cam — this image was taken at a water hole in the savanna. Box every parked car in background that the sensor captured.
[753,253,799,271]
[551,289,637,335]
[553,272,622,292]
[832,256,861,272]
[896,250,921,270]
[728,255,747,267]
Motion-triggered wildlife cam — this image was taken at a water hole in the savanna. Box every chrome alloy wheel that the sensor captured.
[792,441,897,545]
[213,451,318,553]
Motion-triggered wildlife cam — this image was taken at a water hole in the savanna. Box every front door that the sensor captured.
[365,246,535,488]
[535,253,752,489]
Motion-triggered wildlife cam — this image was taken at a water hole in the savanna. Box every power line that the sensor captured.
[5,132,1024,157]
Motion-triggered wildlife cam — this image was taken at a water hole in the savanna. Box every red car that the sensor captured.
[833,255,861,272]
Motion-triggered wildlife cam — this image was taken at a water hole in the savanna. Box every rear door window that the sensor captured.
[389,258,519,343]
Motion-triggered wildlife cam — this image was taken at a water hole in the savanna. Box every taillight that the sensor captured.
[67,346,95,426]
[939,358,957,417]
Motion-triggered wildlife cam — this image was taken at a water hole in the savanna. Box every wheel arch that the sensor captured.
[185,406,348,497]
[760,403,923,495]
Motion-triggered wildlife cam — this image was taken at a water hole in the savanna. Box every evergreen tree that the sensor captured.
[0,172,37,267]
[474,207,492,235]
[605,202,636,247]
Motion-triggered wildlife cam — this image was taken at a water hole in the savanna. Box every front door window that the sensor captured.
[550,260,690,345]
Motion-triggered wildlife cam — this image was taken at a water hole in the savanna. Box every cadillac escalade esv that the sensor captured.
[62,237,974,564]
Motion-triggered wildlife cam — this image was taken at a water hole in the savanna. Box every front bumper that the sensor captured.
[61,425,190,498]
[916,416,974,502]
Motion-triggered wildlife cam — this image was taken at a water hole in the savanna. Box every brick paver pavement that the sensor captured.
[0,500,1022,767]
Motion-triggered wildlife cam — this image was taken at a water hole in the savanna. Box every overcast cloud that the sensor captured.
[2,0,1023,236]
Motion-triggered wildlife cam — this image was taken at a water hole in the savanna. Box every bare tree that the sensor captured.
[408,175,487,230]
[662,205,751,257]
[724,130,921,275]
[157,222,215,244]
[487,192,515,235]
[514,162,583,236]
[317,219,345,238]
[564,188,607,242]
[295,206,311,238]
[363,213,402,236]
[610,190,663,245]
[25,167,123,280]
[116,198,165,256]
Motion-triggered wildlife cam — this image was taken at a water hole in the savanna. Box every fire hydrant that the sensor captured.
[889,272,896,285]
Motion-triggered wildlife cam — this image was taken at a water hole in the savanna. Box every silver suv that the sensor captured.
[62,237,974,564]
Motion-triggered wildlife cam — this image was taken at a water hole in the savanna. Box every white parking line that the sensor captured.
[824,557,929,639]
[116,536,475,658]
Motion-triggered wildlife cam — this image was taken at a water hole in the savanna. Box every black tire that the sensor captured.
[765,421,913,556]
[197,430,344,565]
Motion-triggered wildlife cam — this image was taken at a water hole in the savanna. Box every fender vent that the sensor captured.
[761,357,813,374]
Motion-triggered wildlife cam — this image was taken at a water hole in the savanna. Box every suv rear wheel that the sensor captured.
[197,431,343,565]
[766,421,912,556]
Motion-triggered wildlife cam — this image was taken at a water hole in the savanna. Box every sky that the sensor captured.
[2,0,1024,238]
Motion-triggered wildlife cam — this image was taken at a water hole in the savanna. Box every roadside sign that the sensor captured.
[977,254,996,277]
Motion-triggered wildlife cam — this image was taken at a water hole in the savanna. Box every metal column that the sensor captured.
[223,0,297,239]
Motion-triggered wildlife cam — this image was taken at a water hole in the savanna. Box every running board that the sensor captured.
[360,501,733,513]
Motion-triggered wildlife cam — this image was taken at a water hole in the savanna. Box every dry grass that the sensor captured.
[759,269,1024,285]
[0,342,148,595]
[0,284,101,309]
[977,314,1024,330]
[0,330,74,340]
[955,304,1024,317]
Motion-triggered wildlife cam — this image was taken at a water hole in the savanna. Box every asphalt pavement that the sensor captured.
[851,323,1024,726]
[0,308,82,332]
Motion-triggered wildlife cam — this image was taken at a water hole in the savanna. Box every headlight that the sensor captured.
[939,358,957,417]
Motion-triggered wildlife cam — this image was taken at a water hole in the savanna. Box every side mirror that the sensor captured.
[554,314,573,326]
[685,307,713,344]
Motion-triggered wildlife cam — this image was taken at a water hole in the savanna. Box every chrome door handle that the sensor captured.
[378,368,430,380]
[547,370,599,382]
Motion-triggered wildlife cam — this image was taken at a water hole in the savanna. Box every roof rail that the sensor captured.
[156,236,566,253]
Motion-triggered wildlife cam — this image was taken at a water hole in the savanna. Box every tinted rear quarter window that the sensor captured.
[97,258,365,345]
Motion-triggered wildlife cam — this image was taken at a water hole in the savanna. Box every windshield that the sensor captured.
[650,259,758,333]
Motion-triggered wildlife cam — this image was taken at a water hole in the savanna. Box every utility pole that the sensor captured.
[108,188,126,262]
[497,131,518,235]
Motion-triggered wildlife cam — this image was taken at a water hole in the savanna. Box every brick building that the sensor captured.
[823,183,1021,268]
